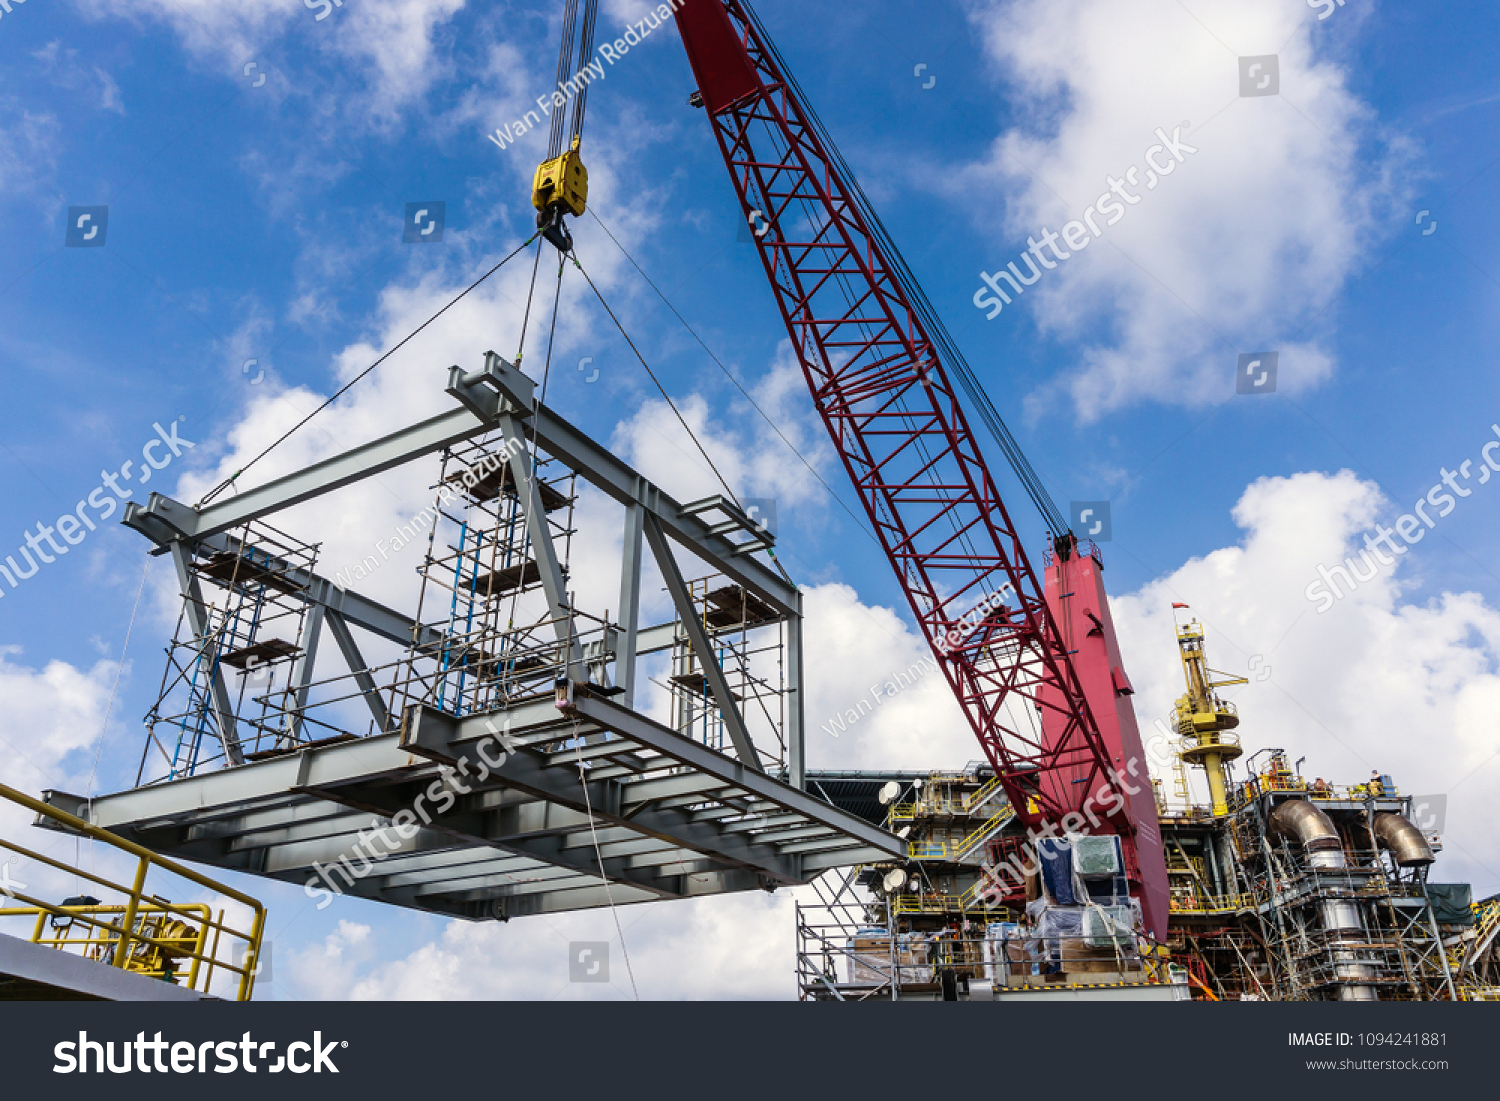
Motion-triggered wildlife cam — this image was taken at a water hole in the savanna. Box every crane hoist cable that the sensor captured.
[532,0,599,254]
[570,252,742,510]
[586,206,885,553]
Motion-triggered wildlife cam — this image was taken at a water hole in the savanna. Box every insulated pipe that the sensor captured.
[1372,812,1436,868]
[1269,799,1345,869]
[1268,799,1377,1001]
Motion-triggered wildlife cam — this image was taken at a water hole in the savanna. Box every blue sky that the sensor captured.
[2,0,1498,997]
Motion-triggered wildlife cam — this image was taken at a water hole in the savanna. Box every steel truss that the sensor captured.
[48,352,902,916]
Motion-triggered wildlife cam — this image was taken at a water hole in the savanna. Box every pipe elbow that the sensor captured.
[1373,812,1435,867]
[1269,798,1341,849]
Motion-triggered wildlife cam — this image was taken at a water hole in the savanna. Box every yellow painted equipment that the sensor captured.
[0,782,265,1000]
[533,136,589,217]
[1173,620,1246,816]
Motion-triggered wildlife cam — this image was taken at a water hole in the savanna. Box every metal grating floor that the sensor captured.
[48,692,901,920]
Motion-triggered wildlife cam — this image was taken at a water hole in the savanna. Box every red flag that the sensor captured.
[1171,602,1190,609]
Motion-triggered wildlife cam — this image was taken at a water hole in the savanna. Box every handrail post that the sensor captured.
[184,913,208,992]
[112,856,149,968]
[240,906,267,1001]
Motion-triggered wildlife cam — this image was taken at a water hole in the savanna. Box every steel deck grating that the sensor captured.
[45,693,900,921]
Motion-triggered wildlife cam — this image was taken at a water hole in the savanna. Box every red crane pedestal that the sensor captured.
[1039,543,1171,940]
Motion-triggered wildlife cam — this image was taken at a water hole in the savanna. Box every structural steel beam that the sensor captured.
[201,531,437,650]
[641,513,761,772]
[177,409,490,541]
[284,600,326,741]
[495,410,584,680]
[121,353,796,620]
[617,502,645,708]
[415,694,903,860]
[399,705,799,882]
[786,590,806,790]
[169,541,244,766]
[324,609,393,733]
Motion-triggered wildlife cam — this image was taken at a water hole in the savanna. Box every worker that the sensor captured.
[1312,777,1330,796]
[1368,771,1384,796]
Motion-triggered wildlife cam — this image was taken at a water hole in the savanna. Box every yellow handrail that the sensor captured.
[963,776,1004,812]
[1170,893,1253,914]
[905,805,1015,861]
[0,781,265,1000]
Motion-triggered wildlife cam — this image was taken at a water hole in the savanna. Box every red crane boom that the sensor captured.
[669,0,1169,936]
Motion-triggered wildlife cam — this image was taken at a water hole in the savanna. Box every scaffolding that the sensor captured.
[667,577,787,767]
[71,351,898,920]
[140,521,325,782]
[386,439,583,725]
[790,766,1174,1001]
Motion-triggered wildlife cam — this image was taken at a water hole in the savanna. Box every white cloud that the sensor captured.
[0,100,61,203]
[0,648,122,919]
[0,647,116,794]
[960,0,1416,420]
[75,0,466,122]
[336,0,467,125]
[610,347,833,512]
[800,583,973,771]
[1112,469,1500,895]
[304,887,794,1000]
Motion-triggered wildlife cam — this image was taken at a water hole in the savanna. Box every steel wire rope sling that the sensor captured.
[195,235,539,507]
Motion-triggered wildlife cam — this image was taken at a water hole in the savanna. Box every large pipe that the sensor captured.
[1269,799,1377,1001]
[1269,799,1345,869]
[1372,812,1436,867]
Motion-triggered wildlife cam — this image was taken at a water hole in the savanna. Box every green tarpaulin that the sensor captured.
[1427,883,1473,926]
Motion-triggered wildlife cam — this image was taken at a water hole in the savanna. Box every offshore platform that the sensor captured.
[1,0,1494,1002]
[795,615,1499,1001]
